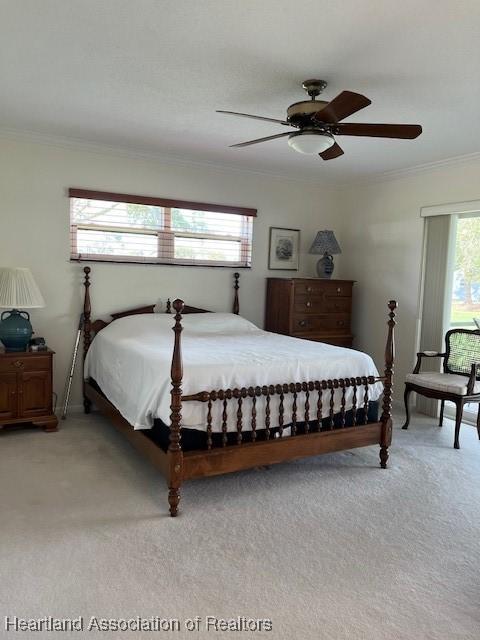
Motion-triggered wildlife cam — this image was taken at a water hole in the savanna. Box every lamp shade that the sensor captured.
[0,268,45,309]
[309,230,341,256]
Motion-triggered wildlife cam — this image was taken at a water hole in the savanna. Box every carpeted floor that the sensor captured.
[1,411,480,640]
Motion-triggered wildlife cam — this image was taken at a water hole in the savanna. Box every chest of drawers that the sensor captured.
[265,278,355,347]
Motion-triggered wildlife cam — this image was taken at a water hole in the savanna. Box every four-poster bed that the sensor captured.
[81,266,396,517]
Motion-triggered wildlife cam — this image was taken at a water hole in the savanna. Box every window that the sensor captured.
[448,214,480,330]
[69,189,256,267]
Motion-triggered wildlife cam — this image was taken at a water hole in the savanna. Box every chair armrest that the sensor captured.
[412,351,447,374]
[466,363,480,395]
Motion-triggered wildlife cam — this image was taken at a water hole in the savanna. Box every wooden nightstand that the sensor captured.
[0,348,58,432]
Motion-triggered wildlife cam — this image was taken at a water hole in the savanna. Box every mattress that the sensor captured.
[145,403,380,452]
[85,312,383,430]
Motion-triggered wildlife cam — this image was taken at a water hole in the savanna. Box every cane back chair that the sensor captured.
[402,328,480,449]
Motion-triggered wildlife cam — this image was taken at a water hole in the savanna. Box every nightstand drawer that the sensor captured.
[0,355,51,373]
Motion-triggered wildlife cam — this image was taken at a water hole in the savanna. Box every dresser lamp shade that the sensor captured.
[309,231,341,279]
[0,268,45,351]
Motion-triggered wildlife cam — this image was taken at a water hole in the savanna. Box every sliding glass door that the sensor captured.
[445,213,480,421]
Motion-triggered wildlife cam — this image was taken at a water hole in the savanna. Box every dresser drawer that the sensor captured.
[294,281,353,297]
[295,334,353,348]
[293,313,350,334]
[0,355,51,373]
[294,295,352,314]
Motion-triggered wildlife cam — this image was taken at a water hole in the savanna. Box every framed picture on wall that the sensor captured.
[268,227,300,270]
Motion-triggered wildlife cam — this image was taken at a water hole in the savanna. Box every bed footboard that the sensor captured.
[167,299,397,516]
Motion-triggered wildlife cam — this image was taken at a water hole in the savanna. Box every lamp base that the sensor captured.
[316,254,335,279]
[0,309,33,351]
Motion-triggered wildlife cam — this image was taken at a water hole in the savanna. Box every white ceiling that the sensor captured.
[1,0,480,183]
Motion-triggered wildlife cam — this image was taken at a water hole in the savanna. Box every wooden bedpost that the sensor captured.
[380,300,397,469]
[233,272,240,315]
[82,266,92,414]
[168,298,185,517]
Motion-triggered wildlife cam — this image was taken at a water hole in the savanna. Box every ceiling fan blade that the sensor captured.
[320,142,344,160]
[217,110,292,126]
[313,91,371,123]
[230,132,293,148]
[334,123,422,139]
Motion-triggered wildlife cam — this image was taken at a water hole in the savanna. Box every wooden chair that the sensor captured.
[402,328,480,449]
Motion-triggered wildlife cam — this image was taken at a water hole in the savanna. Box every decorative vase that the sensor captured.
[0,309,33,351]
[316,253,334,279]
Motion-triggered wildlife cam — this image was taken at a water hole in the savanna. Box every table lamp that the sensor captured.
[0,268,45,351]
[309,230,341,278]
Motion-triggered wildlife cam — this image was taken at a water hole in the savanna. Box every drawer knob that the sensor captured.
[299,319,307,327]
[306,286,312,293]
[337,287,342,294]
[306,301,312,308]
[338,320,345,327]
[12,360,24,368]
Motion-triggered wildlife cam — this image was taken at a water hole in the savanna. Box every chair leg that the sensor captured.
[439,399,445,427]
[401,386,413,430]
[476,405,480,441]
[453,400,464,450]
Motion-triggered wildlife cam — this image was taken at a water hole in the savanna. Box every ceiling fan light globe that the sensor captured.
[287,131,335,155]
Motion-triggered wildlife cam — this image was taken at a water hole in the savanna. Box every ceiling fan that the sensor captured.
[217,79,422,160]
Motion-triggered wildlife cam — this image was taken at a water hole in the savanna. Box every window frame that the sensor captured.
[69,188,256,268]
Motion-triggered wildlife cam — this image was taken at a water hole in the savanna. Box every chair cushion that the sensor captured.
[406,372,480,396]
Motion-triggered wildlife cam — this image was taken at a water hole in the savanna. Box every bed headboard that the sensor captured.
[82,267,241,358]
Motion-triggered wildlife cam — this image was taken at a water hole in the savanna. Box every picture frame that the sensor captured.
[268,227,300,270]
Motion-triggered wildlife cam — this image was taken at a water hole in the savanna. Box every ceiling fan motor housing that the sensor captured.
[287,100,328,125]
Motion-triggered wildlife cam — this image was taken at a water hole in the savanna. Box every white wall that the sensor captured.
[337,157,480,405]
[0,136,341,408]
[5,133,476,415]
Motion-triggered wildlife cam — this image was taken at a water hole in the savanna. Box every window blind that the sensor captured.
[69,189,256,268]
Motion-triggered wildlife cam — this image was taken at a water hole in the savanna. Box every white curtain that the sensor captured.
[417,214,457,416]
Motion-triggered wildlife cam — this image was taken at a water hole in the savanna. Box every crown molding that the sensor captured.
[334,151,480,189]
[1,126,479,190]
[0,126,331,188]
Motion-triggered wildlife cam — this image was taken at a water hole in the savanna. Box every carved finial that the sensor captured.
[83,267,92,360]
[233,272,240,315]
[166,298,172,314]
[83,265,91,285]
[173,298,185,317]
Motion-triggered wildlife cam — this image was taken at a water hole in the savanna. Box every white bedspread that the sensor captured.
[85,313,383,431]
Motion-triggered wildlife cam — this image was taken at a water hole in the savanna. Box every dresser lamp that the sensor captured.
[309,230,341,279]
[0,267,45,351]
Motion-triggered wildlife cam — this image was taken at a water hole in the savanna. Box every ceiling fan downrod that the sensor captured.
[302,79,328,100]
